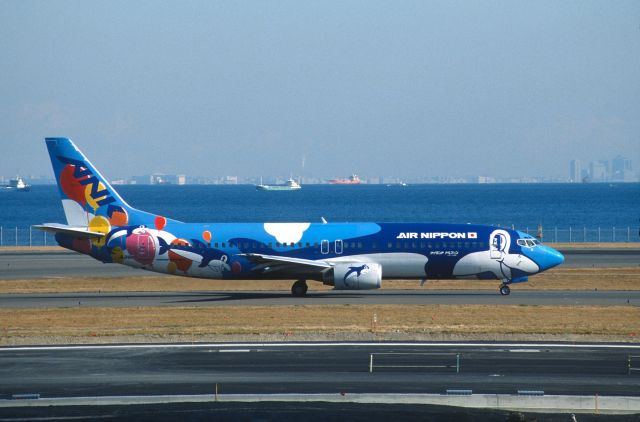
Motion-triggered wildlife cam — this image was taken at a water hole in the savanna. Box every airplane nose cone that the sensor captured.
[541,247,564,270]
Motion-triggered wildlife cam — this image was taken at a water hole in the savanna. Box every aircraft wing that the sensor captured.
[238,253,331,274]
[33,223,106,239]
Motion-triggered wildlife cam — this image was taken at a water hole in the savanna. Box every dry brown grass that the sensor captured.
[1,267,638,293]
[1,305,638,343]
[0,246,65,252]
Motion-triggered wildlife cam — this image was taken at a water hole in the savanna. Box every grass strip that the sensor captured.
[1,305,638,342]
[1,267,639,293]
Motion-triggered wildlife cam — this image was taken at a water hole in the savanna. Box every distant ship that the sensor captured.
[2,176,31,192]
[328,174,361,185]
[256,178,302,191]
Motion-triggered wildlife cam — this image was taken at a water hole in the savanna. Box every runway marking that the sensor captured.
[219,349,251,353]
[508,349,541,353]
[1,342,640,352]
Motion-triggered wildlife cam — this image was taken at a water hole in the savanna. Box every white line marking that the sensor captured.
[1,342,639,352]
[219,349,251,353]
[508,349,541,353]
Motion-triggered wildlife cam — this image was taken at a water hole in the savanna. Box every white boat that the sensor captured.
[3,176,31,191]
[256,178,302,191]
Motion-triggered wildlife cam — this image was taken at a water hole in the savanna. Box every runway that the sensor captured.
[0,248,638,280]
[1,289,638,308]
[1,342,638,398]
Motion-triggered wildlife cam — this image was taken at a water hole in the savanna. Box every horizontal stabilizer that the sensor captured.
[33,223,105,239]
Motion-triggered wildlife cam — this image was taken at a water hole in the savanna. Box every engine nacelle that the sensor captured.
[325,263,382,290]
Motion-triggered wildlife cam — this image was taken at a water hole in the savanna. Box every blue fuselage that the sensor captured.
[56,221,564,283]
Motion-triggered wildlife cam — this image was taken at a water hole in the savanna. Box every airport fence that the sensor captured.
[517,226,638,243]
[0,225,638,247]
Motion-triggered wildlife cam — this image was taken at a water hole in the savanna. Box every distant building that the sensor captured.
[588,161,608,183]
[176,174,186,185]
[477,176,496,184]
[569,159,582,183]
[611,156,634,182]
[223,176,238,185]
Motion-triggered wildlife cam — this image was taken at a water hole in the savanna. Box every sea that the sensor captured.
[0,183,638,245]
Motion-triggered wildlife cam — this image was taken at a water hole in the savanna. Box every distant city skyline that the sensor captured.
[1,1,639,180]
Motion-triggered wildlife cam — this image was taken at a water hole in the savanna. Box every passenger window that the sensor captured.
[214,242,218,248]
[411,242,416,249]
[306,242,310,247]
[387,242,392,248]
[357,242,362,248]
[276,242,281,247]
[372,242,377,249]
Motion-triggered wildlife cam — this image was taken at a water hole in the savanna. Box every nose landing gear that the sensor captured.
[291,279,308,297]
[499,283,511,296]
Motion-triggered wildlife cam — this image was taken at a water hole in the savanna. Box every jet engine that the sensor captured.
[324,263,382,290]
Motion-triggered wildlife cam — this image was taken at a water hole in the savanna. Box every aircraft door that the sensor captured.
[489,230,510,260]
[136,232,154,262]
[321,239,329,254]
[335,239,343,254]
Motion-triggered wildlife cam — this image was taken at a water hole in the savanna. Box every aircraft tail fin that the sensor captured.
[44,137,162,231]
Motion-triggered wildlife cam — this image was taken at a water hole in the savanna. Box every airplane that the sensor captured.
[36,137,564,296]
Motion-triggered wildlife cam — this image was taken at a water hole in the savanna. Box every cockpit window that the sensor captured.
[518,239,538,247]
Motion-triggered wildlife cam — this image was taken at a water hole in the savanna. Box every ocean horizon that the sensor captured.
[0,183,638,245]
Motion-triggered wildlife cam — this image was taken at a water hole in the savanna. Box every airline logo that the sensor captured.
[57,156,116,208]
[396,232,478,239]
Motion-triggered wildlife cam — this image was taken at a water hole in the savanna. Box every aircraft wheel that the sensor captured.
[499,285,511,296]
[291,280,308,297]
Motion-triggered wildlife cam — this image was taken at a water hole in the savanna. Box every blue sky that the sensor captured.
[1,1,638,180]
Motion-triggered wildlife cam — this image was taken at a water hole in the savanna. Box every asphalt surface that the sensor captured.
[1,289,638,308]
[0,343,638,398]
[0,248,638,281]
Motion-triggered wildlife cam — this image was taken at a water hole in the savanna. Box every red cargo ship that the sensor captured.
[328,174,361,184]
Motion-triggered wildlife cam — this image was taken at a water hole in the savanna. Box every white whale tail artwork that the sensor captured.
[35,137,564,297]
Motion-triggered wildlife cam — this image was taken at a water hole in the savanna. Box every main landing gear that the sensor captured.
[499,282,511,296]
[291,279,308,297]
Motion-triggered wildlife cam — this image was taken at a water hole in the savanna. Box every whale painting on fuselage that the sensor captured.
[36,138,565,297]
